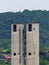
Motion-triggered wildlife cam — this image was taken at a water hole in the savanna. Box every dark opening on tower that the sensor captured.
[28,24,32,31]
[13,25,17,32]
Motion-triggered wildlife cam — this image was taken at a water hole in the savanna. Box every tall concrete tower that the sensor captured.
[11,24,24,65]
[26,24,39,65]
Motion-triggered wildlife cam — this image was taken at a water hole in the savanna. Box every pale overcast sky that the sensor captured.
[0,0,49,13]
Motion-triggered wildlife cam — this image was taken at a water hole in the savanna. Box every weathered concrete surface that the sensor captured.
[26,24,39,65]
[11,24,24,65]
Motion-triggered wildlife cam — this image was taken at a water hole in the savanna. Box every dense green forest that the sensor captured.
[0,10,49,65]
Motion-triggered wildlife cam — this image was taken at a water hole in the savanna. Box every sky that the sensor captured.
[0,0,49,13]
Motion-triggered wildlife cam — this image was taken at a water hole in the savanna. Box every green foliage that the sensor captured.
[0,61,11,65]
[0,10,49,65]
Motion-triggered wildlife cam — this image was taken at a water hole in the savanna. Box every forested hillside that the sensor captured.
[0,10,49,65]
